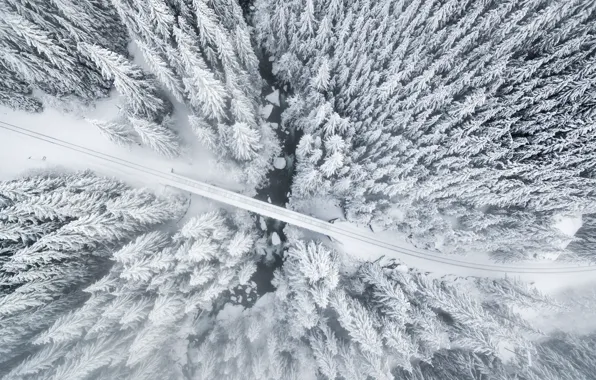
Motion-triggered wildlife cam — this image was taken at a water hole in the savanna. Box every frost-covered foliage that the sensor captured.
[190,240,549,380]
[0,0,127,110]
[0,171,185,375]
[0,0,179,157]
[254,0,596,260]
[110,0,280,187]
[510,332,596,380]
[567,214,596,262]
[3,209,263,379]
[394,331,596,380]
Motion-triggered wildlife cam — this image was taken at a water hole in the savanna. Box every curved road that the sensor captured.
[2,120,596,288]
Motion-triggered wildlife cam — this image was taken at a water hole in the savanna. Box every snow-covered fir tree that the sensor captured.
[188,237,552,380]
[395,331,596,380]
[253,0,596,260]
[109,0,280,187]
[513,332,596,380]
[0,0,180,157]
[0,171,185,375]
[2,208,265,379]
[0,0,127,110]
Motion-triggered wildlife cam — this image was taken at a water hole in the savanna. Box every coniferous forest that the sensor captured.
[1,0,596,379]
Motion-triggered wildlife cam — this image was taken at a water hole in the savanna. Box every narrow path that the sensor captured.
[2,120,596,289]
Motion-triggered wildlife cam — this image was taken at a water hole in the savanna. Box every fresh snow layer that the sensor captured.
[271,232,281,246]
[553,213,582,243]
[216,303,244,321]
[259,216,268,231]
[265,89,280,107]
[259,104,274,119]
[273,156,286,169]
[0,100,244,194]
[3,103,594,295]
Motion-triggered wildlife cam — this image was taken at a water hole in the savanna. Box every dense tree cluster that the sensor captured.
[2,0,596,378]
[1,0,279,173]
[190,239,553,380]
[0,174,266,379]
[0,0,128,112]
[0,172,185,376]
[254,0,596,260]
[0,0,180,157]
[108,0,279,185]
[0,171,591,380]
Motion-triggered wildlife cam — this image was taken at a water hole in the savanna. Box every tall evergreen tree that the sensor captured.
[0,0,127,109]
[254,0,596,260]
[0,171,185,374]
[110,0,280,187]
[2,208,264,379]
[567,214,596,262]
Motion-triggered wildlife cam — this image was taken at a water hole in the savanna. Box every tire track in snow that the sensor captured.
[2,120,596,279]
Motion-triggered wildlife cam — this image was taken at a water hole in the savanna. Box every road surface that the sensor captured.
[2,120,596,289]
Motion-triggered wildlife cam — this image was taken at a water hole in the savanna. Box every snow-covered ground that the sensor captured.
[0,100,243,193]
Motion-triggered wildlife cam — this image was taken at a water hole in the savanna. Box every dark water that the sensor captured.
[250,50,303,297]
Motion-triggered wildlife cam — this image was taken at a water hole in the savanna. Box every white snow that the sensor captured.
[259,104,274,119]
[3,103,594,296]
[268,56,275,62]
[291,196,345,221]
[271,232,281,245]
[259,216,267,231]
[267,196,271,203]
[553,213,582,247]
[396,264,409,273]
[0,99,245,194]
[332,220,596,293]
[270,122,279,129]
[265,89,280,107]
[273,156,286,169]
[216,303,244,321]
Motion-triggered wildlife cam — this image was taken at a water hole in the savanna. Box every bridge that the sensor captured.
[2,120,596,289]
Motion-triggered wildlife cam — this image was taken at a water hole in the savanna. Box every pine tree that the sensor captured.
[127,116,181,158]
[254,0,596,260]
[567,214,596,262]
[85,119,137,147]
[78,43,166,121]
[109,0,280,187]
[0,172,184,374]
[0,0,127,109]
[514,332,596,380]
[0,67,42,112]
[4,208,265,378]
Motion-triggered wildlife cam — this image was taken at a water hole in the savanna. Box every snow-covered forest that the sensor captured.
[254,0,596,261]
[1,0,596,379]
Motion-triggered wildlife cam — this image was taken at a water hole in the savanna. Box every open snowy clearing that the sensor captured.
[2,117,596,294]
[0,102,244,192]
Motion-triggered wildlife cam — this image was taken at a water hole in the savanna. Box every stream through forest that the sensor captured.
[250,50,303,295]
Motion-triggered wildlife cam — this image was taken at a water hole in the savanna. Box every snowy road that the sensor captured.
[2,119,596,290]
